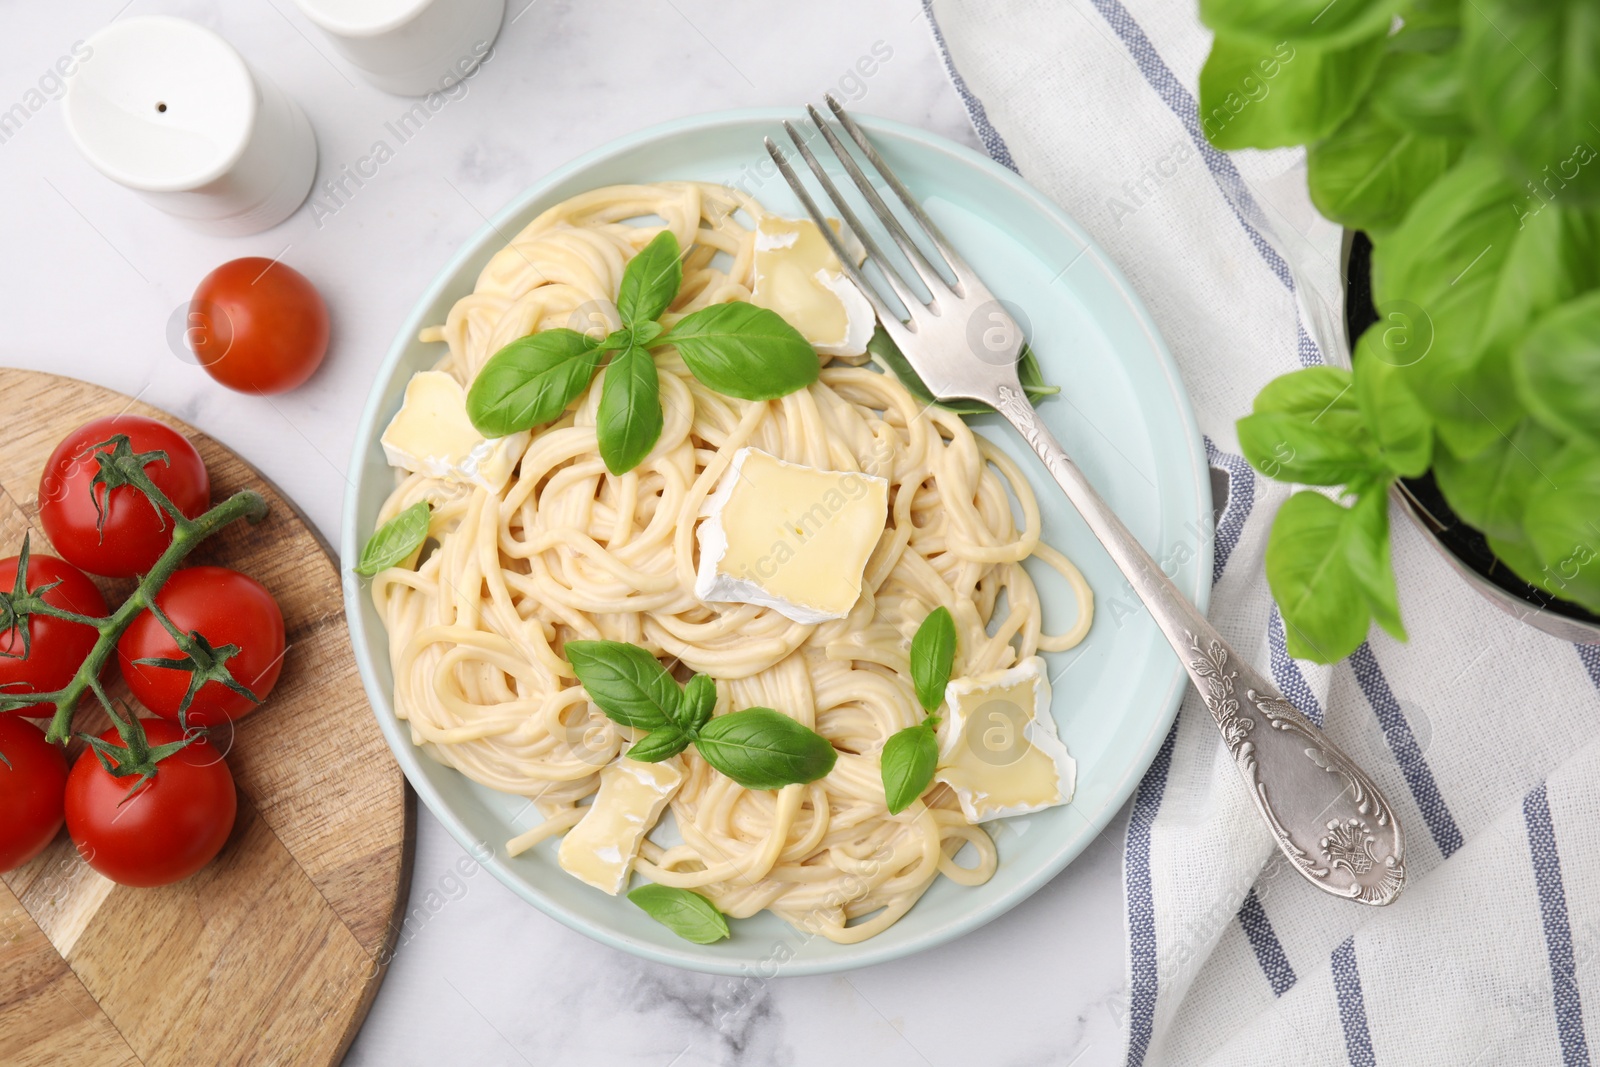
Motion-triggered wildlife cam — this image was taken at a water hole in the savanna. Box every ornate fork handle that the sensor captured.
[994,385,1405,905]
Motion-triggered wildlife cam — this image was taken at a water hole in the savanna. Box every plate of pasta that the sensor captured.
[341,109,1210,975]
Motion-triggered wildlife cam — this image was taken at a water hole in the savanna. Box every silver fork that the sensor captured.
[767,96,1405,906]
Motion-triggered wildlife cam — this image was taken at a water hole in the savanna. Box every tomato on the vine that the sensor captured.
[0,716,69,872]
[38,415,210,579]
[65,718,236,887]
[189,258,329,395]
[118,566,285,726]
[0,550,108,715]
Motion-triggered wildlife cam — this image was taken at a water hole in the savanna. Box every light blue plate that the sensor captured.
[341,109,1211,976]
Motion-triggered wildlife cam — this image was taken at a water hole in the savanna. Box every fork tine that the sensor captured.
[824,94,978,284]
[803,105,958,303]
[762,136,912,333]
[806,103,953,302]
[776,121,929,320]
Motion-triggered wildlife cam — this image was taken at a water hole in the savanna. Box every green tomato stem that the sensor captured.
[26,488,268,744]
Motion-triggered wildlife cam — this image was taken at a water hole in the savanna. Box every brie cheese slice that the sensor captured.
[935,657,1075,823]
[751,215,875,357]
[380,370,529,493]
[694,447,889,624]
[557,758,684,895]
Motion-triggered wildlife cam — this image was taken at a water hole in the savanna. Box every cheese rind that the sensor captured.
[751,216,875,357]
[694,447,889,624]
[380,370,530,493]
[934,657,1075,823]
[557,758,684,895]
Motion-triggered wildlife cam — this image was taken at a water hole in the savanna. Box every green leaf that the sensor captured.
[1307,91,1460,236]
[1520,442,1600,612]
[355,501,431,577]
[867,327,1057,413]
[1432,417,1565,541]
[564,640,680,731]
[880,721,940,815]
[1369,48,1473,138]
[1514,292,1600,445]
[1199,0,1395,49]
[676,673,717,736]
[909,607,956,714]
[466,329,604,437]
[596,345,664,475]
[1486,533,1567,600]
[1237,412,1381,486]
[627,884,730,944]
[1353,333,1434,478]
[694,707,837,790]
[627,726,692,763]
[1264,491,1372,663]
[1252,366,1362,429]
[617,230,684,327]
[1345,488,1405,641]
[661,303,819,400]
[1464,0,1600,207]
[1372,151,1600,457]
[1199,33,1385,151]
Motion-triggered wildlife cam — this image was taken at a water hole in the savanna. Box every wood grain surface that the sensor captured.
[0,369,414,1066]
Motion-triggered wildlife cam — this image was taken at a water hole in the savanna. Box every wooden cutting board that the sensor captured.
[0,369,414,1066]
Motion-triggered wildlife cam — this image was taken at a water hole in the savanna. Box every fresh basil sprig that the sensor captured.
[564,639,836,788]
[465,229,818,474]
[880,608,957,814]
[355,501,432,576]
[628,883,730,944]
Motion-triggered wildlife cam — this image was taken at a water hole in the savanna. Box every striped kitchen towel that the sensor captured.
[925,1,1600,1064]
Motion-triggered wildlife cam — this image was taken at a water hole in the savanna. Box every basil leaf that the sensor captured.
[1199,0,1393,49]
[1369,48,1473,139]
[881,722,940,815]
[1514,292,1600,446]
[355,501,431,576]
[1432,417,1564,542]
[1237,411,1382,486]
[1306,92,1460,237]
[1199,34,1384,151]
[565,640,680,731]
[1524,442,1600,612]
[627,884,730,944]
[866,326,1057,413]
[627,726,691,763]
[676,673,716,736]
[1264,491,1371,663]
[1464,0,1600,207]
[617,230,684,327]
[1251,366,1364,437]
[1353,334,1433,478]
[1345,488,1404,642]
[596,344,663,475]
[467,328,603,437]
[909,607,956,714]
[661,303,819,400]
[631,320,664,348]
[694,707,837,790]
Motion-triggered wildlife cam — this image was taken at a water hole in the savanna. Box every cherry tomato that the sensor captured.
[0,716,69,872]
[0,551,108,715]
[38,415,210,579]
[117,566,285,727]
[189,257,329,395]
[65,718,236,887]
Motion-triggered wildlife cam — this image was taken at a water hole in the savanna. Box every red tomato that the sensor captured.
[189,257,329,395]
[0,551,108,715]
[65,718,236,887]
[38,415,210,578]
[117,566,285,726]
[0,716,69,872]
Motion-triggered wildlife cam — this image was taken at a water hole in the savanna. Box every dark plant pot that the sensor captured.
[1343,232,1600,644]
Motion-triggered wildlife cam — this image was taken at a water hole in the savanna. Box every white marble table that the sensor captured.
[2,2,1129,1062]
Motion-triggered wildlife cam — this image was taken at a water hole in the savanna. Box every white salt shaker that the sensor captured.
[62,17,317,237]
[291,0,506,97]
